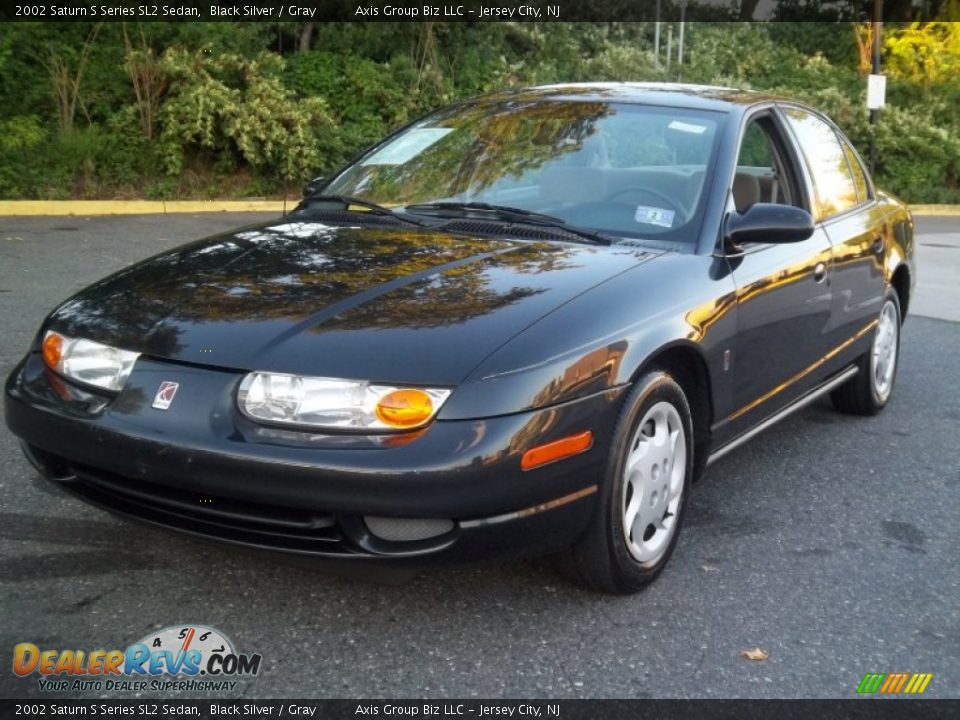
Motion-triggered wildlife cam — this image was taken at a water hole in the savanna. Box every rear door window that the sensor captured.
[841,139,871,205]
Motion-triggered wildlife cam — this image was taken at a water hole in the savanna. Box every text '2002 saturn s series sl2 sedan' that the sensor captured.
[5,84,915,594]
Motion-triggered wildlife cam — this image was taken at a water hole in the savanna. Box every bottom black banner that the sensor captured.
[1,700,958,720]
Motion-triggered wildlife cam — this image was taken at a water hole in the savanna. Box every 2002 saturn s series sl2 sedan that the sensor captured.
[5,83,915,593]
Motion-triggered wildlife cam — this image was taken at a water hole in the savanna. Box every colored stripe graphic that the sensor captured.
[879,674,892,693]
[911,673,933,694]
[857,672,933,694]
[857,673,886,693]
[880,673,899,693]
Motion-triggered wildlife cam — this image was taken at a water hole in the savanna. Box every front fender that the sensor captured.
[438,253,738,421]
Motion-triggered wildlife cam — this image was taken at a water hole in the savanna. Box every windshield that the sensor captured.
[323,98,725,243]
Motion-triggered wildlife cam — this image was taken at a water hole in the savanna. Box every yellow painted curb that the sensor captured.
[0,200,289,216]
[909,205,960,217]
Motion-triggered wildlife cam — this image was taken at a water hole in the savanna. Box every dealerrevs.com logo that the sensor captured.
[13,625,262,693]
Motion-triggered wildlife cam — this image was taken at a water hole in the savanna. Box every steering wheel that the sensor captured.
[606,187,688,223]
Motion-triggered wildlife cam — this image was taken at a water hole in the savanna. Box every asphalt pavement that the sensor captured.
[0,213,957,699]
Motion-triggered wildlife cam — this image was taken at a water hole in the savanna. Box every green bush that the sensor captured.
[285,50,412,164]
[874,105,960,202]
[0,115,157,198]
[159,49,339,181]
[0,116,51,198]
[0,22,957,202]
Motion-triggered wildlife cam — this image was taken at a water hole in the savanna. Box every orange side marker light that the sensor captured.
[521,431,593,471]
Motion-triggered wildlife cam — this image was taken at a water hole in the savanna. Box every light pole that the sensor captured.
[654,0,661,72]
[666,24,673,75]
[678,0,687,78]
[869,0,883,174]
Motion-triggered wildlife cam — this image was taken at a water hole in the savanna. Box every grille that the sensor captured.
[364,516,455,542]
[440,220,591,244]
[65,463,346,553]
[292,209,410,228]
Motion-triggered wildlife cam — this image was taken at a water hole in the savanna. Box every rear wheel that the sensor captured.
[562,370,693,594]
[831,289,901,416]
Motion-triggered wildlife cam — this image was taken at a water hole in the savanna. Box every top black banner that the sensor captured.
[1,0,957,23]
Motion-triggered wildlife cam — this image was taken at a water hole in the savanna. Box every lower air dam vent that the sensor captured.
[364,516,455,542]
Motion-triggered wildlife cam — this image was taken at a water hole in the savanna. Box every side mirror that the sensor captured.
[302,176,326,198]
[725,203,814,249]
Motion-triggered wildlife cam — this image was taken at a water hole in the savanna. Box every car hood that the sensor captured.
[48,219,660,385]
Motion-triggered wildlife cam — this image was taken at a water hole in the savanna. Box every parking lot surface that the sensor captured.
[0,213,957,699]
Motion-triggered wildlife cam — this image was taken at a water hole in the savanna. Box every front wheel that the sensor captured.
[831,289,901,416]
[562,370,694,594]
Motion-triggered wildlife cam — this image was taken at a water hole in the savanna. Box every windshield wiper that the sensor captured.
[298,194,425,226]
[404,202,611,245]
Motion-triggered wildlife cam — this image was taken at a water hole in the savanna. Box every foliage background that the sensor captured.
[0,19,958,202]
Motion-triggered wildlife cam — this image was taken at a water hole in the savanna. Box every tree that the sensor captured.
[123,24,167,139]
[37,23,102,132]
[884,22,960,83]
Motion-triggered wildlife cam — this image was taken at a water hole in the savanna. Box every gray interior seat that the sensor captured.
[732,172,761,212]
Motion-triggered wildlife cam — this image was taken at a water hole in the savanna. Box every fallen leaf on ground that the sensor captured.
[738,648,769,661]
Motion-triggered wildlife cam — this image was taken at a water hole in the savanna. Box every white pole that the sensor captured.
[678,2,686,68]
[654,1,661,72]
[666,24,673,76]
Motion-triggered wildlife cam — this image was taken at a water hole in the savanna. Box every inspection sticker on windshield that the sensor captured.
[635,205,675,227]
[361,128,453,166]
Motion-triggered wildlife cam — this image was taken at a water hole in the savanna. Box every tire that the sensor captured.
[831,289,901,416]
[561,370,694,594]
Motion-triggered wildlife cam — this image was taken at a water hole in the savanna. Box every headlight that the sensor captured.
[42,330,139,393]
[237,372,451,431]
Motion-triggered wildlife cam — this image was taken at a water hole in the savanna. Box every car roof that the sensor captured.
[477,82,791,112]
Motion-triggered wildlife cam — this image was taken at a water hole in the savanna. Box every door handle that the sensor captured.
[872,236,885,254]
[814,262,827,283]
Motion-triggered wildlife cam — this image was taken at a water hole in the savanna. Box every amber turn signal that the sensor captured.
[521,430,594,471]
[42,332,63,369]
[375,388,435,428]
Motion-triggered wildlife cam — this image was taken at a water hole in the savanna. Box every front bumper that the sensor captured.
[5,353,624,563]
